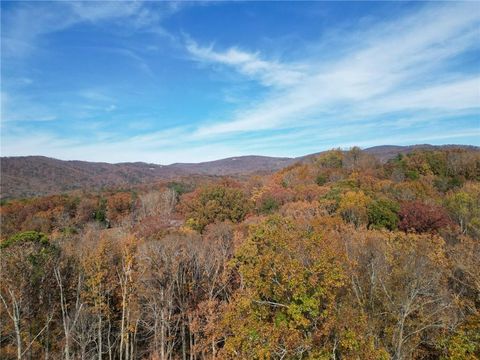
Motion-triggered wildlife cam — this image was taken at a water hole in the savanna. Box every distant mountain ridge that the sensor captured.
[168,155,294,175]
[1,144,478,199]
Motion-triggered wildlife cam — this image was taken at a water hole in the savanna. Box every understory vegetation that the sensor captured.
[1,147,479,359]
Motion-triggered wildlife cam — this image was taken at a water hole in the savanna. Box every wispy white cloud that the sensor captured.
[68,2,144,23]
[1,92,58,123]
[1,127,238,164]
[1,88,119,123]
[189,2,480,138]
[1,2,174,124]
[186,39,307,87]
[2,120,478,164]
[364,78,480,114]
[79,89,115,103]
[106,47,156,77]
[1,1,172,58]
[336,129,480,151]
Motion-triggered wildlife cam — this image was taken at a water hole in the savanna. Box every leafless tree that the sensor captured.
[54,268,84,360]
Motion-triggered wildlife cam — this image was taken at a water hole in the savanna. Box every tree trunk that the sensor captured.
[211,339,215,360]
[98,314,103,360]
[119,282,127,360]
[13,303,22,360]
[189,316,194,360]
[181,322,186,360]
[130,320,138,360]
[45,317,49,360]
[107,316,113,360]
[125,331,130,360]
[160,309,165,360]
[54,269,70,360]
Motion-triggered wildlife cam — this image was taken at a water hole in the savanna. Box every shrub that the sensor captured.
[168,181,191,196]
[434,176,464,193]
[367,198,400,230]
[1,230,49,249]
[94,198,108,224]
[183,184,249,232]
[315,149,343,169]
[315,173,328,186]
[338,191,371,227]
[260,196,280,214]
[405,170,420,180]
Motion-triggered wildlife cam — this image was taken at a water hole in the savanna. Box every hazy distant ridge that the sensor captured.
[1,145,478,199]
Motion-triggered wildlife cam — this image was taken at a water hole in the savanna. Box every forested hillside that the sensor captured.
[3,145,477,200]
[1,147,479,359]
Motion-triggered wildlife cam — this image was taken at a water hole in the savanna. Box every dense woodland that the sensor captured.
[1,147,479,359]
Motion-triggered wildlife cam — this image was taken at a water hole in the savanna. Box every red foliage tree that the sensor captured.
[398,201,452,233]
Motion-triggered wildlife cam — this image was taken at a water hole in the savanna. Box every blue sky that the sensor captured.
[1,1,479,164]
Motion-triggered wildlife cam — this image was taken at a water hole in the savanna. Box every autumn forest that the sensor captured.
[1,147,479,360]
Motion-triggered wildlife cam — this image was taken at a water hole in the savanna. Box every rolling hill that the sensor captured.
[1,144,477,199]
